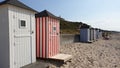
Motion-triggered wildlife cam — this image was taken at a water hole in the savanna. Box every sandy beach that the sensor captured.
[48,33,120,68]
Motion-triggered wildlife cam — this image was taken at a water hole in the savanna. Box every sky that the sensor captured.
[0,0,120,31]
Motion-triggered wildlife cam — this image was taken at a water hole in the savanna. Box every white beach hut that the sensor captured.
[0,0,37,68]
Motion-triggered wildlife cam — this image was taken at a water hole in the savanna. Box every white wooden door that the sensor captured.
[13,14,32,68]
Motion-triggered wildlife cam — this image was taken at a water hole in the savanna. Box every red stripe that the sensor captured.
[38,18,40,57]
[57,20,58,54]
[35,18,38,57]
[36,18,40,58]
[49,17,50,57]
[55,19,57,55]
[42,17,43,58]
[39,18,41,57]
[39,18,40,57]
[58,21,60,52]
[42,17,44,58]
[47,17,49,58]
[45,17,47,58]
[54,19,55,55]
[36,18,37,57]
[54,18,55,56]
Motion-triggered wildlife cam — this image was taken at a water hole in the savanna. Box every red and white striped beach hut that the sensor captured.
[35,10,60,58]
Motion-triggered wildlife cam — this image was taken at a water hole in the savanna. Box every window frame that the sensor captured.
[19,20,27,29]
[53,26,56,32]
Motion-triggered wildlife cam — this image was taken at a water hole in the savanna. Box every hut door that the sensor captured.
[14,16,32,68]
[48,19,59,58]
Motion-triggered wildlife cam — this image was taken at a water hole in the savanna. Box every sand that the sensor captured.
[48,33,120,68]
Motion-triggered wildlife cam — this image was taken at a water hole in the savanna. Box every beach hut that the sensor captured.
[90,28,96,42]
[35,10,60,58]
[93,28,97,41]
[80,24,93,42]
[95,28,100,40]
[99,29,103,38]
[0,0,37,68]
[80,28,91,42]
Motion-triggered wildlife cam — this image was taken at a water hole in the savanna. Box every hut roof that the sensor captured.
[0,0,37,12]
[35,10,59,19]
[80,23,91,28]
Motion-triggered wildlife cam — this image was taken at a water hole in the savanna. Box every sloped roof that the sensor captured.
[0,0,37,12]
[80,23,91,28]
[35,10,59,19]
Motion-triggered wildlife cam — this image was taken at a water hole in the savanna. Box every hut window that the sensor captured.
[20,20,26,28]
[53,26,56,32]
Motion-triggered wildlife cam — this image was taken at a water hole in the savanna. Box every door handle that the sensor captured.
[31,31,34,34]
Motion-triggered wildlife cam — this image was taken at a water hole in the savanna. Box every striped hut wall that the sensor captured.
[36,16,60,58]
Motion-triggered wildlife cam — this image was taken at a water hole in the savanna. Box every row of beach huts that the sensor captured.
[80,24,103,43]
[0,0,103,68]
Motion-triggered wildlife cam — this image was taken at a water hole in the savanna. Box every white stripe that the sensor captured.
[40,17,42,57]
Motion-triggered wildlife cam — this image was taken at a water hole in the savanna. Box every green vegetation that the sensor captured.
[60,18,82,34]
[59,17,117,34]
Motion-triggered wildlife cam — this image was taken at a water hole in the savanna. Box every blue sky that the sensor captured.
[0,0,120,31]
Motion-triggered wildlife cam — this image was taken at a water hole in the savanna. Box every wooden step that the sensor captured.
[49,54,72,62]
